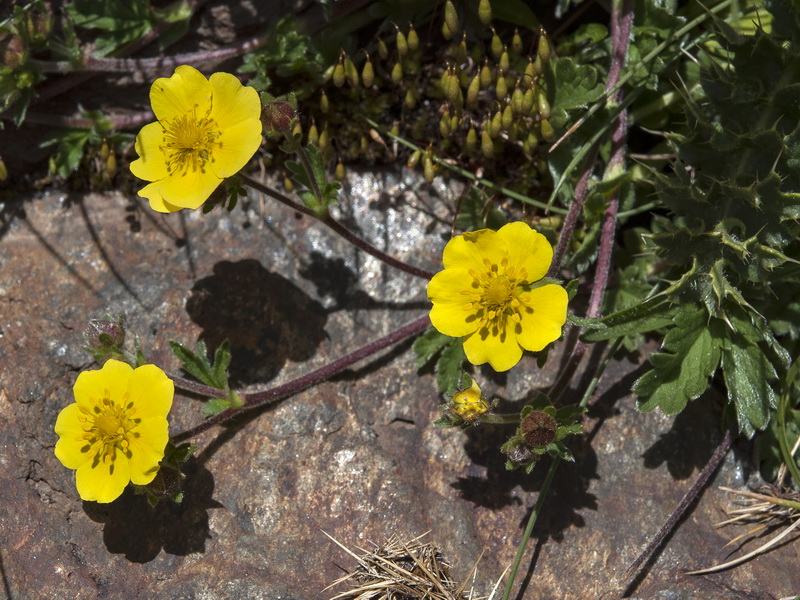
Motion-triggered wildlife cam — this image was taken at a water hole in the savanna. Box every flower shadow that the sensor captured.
[82,459,221,563]
[452,417,598,541]
[186,259,328,386]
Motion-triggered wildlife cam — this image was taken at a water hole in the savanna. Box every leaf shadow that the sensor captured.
[186,259,328,386]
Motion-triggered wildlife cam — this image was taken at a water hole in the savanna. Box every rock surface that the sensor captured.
[0,168,798,600]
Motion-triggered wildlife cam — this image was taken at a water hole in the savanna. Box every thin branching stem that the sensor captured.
[620,426,736,593]
[170,375,226,399]
[503,2,635,598]
[171,315,430,442]
[241,174,435,280]
[30,31,270,74]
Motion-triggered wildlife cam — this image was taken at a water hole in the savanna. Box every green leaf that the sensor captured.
[581,296,675,342]
[435,338,466,396]
[212,341,232,387]
[633,309,723,414]
[721,332,778,438]
[169,340,222,390]
[549,57,605,128]
[65,0,153,56]
[413,327,452,369]
[201,397,233,416]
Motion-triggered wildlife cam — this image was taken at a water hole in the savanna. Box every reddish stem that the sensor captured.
[171,315,430,442]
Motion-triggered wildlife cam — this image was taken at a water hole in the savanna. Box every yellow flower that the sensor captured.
[427,222,568,372]
[451,379,490,422]
[130,65,262,213]
[54,360,174,503]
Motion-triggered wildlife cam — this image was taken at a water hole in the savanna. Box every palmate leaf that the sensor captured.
[633,308,723,415]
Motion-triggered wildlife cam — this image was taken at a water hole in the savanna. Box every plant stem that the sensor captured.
[619,426,735,594]
[30,30,271,74]
[171,315,430,442]
[503,457,559,600]
[241,174,435,280]
[170,375,226,399]
[503,2,635,598]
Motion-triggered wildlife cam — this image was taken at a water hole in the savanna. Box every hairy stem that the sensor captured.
[171,315,430,442]
[241,174,435,280]
[620,426,736,594]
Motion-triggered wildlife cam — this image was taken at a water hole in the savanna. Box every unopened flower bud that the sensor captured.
[407,149,422,168]
[466,75,480,107]
[465,126,477,152]
[501,104,513,130]
[343,55,359,87]
[490,110,502,138]
[490,29,503,59]
[0,157,7,182]
[377,38,389,60]
[480,60,493,89]
[333,60,346,87]
[451,380,489,422]
[335,160,346,181]
[540,118,555,142]
[444,1,459,37]
[495,71,508,101]
[396,27,408,57]
[538,30,551,64]
[499,47,510,72]
[405,87,417,109]
[512,29,523,54]
[319,124,331,152]
[478,0,492,25]
[481,129,494,157]
[506,443,534,464]
[106,151,117,179]
[320,90,330,114]
[308,120,320,146]
[85,317,126,350]
[423,149,436,184]
[361,56,375,87]
[407,24,419,51]
[262,100,297,135]
[521,410,557,447]
[537,90,551,120]
[511,86,524,116]
[391,61,403,83]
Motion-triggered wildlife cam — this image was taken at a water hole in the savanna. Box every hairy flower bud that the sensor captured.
[262,100,296,135]
[478,0,492,25]
[521,411,557,447]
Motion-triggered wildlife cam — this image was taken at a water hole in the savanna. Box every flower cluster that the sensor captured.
[54,360,173,503]
[427,222,567,371]
[130,65,262,213]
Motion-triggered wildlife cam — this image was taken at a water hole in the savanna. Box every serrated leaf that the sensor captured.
[549,57,605,127]
[721,334,778,437]
[435,338,466,396]
[201,397,232,416]
[581,296,675,342]
[633,309,723,414]
[413,327,452,369]
[212,341,232,387]
[169,340,218,389]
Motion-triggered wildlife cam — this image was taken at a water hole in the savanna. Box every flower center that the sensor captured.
[462,258,531,332]
[75,390,141,470]
[160,107,221,175]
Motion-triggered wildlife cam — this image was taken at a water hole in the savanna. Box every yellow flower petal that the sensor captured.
[72,359,132,411]
[462,317,524,372]
[127,417,169,485]
[209,72,262,130]
[54,360,174,503]
[76,448,131,503]
[428,269,480,337]
[441,228,503,271]
[150,65,212,122]
[210,118,263,179]
[150,167,223,211]
[516,284,568,351]
[129,122,168,182]
[54,403,91,470]
[128,364,174,420]
[497,221,553,282]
